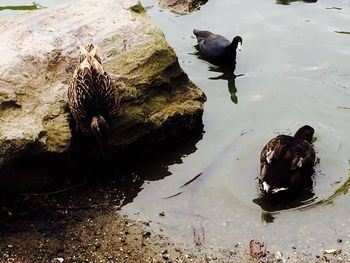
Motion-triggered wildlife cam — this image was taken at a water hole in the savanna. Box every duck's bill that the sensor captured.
[237,42,242,51]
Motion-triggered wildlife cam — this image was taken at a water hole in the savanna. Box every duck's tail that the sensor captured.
[91,115,110,156]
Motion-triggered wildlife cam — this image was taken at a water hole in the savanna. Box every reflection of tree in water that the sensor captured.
[276,0,317,5]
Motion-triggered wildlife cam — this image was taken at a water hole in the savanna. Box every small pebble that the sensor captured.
[337,238,343,243]
[7,245,13,248]
[142,231,151,239]
[159,212,165,217]
[275,251,283,260]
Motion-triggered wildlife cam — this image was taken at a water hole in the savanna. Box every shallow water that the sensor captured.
[3,0,350,258]
[123,0,350,257]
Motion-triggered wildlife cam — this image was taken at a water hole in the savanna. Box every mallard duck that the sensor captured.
[193,29,242,66]
[259,125,316,194]
[68,44,120,151]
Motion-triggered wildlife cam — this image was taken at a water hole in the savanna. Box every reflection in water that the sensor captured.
[276,0,317,5]
[298,164,350,211]
[255,165,350,223]
[253,186,315,212]
[0,124,204,216]
[192,47,243,104]
[261,211,275,224]
[208,66,244,104]
[253,181,315,223]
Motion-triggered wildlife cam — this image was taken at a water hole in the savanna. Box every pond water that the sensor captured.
[123,0,350,258]
[3,0,350,259]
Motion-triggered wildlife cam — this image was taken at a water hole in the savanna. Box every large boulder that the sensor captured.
[0,0,205,171]
[158,0,208,14]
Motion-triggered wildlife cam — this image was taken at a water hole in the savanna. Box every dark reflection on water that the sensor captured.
[255,167,350,223]
[192,47,242,104]
[276,0,317,5]
[253,187,315,211]
[253,178,316,222]
[208,66,244,104]
[0,124,204,217]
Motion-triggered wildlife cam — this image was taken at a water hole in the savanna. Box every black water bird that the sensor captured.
[193,29,242,66]
[277,0,317,4]
[68,44,120,153]
[259,125,316,195]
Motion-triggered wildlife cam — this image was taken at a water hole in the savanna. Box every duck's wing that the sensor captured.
[93,71,120,121]
[68,67,95,132]
[260,135,287,165]
[260,135,315,175]
[200,35,231,60]
[193,29,230,58]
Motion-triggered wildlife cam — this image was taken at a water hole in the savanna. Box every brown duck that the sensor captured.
[68,44,120,151]
[260,125,316,194]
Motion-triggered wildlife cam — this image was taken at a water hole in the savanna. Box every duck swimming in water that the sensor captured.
[68,44,120,152]
[193,29,242,66]
[259,125,316,195]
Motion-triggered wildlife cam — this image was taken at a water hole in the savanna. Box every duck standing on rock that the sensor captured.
[193,29,242,67]
[68,44,120,153]
[259,125,316,195]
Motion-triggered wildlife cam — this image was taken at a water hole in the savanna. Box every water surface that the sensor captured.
[3,0,350,259]
[123,0,350,258]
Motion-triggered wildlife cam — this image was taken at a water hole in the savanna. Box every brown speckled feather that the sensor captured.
[260,135,315,177]
[259,125,316,193]
[67,44,120,136]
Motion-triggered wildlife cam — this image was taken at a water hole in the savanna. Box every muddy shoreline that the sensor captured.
[0,159,348,263]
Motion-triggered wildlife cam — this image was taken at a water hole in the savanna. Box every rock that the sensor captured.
[324,248,341,255]
[158,0,208,15]
[0,0,205,175]
[275,251,283,260]
[52,258,64,263]
[249,240,266,259]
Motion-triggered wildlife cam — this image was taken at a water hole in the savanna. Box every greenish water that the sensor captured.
[122,0,350,259]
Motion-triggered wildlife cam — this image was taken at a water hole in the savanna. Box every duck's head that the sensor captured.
[232,36,243,52]
[294,125,314,143]
[78,44,104,73]
[260,161,299,194]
